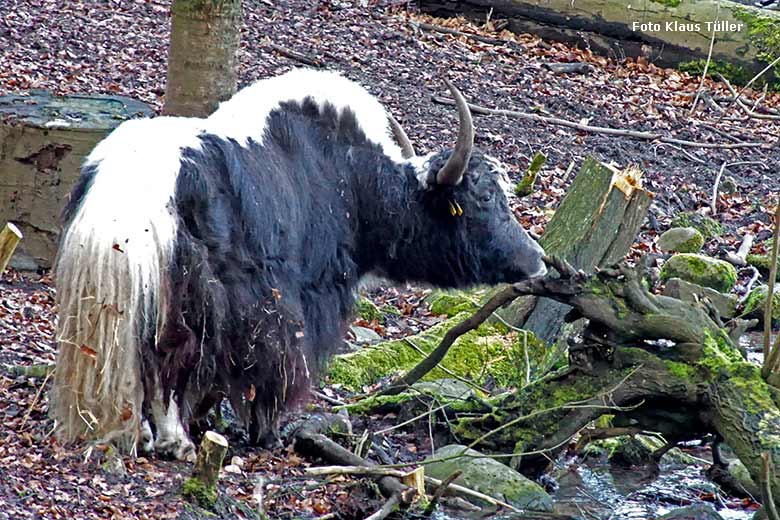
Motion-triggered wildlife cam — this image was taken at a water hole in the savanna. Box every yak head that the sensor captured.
[385,80,547,287]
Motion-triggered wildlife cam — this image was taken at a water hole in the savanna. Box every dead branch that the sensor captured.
[408,20,509,46]
[717,55,780,122]
[266,42,323,67]
[424,470,462,516]
[542,62,592,75]
[689,24,717,115]
[717,74,780,121]
[762,198,780,376]
[365,492,402,520]
[432,96,765,149]
[725,233,755,267]
[0,222,23,275]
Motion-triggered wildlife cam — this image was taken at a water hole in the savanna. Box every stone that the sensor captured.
[669,212,724,239]
[663,278,738,319]
[657,504,724,520]
[742,285,780,326]
[660,254,738,293]
[354,297,383,323]
[658,227,704,253]
[349,325,382,345]
[425,445,553,511]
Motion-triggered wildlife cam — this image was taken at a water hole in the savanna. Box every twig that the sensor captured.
[432,96,765,149]
[717,74,780,121]
[365,492,402,520]
[689,22,718,116]
[409,20,508,46]
[305,465,406,478]
[19,368,54,431]
[402,338,487,393]
[717,54,780,122]
[712,161,765,215]
[267,42,323,67]
[726,233,755,267]
[762,197,780,377]
[711,162,728,216]
[312,390,346,406]
[763,453,780,520]
[424,475,520,512]
[424,470,462,516]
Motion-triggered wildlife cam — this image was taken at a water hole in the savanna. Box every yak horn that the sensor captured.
[388,113,416,159]
[436,79,474,186]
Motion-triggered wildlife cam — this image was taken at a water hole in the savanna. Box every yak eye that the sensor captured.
[481,193,493,203]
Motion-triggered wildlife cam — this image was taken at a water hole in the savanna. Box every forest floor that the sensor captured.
[1,0,780,518]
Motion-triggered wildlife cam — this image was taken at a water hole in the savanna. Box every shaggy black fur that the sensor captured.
[144,98,544,444]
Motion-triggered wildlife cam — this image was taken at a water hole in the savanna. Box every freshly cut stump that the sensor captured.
[182,431,229,509]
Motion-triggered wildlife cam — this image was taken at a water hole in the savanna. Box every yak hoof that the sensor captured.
[139,420,154,454]
[155,435,197,462]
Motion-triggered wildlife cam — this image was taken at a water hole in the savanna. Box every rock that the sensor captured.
[425,445,553,511]
[742,285,780,326]
[608,436,653,467]
[670,212,724,240]
[425,289,485,317]
[349,325,382,345]
[658,227,704,253]
[660,254,738,293]
[657,504,724,520]
[663,278,738,319]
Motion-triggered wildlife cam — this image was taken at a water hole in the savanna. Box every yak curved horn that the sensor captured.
[436,79,475,186]
[388,113,416,159]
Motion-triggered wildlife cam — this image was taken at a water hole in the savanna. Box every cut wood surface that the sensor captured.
[0,222,22,275]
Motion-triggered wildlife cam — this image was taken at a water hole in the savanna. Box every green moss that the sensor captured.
[743,285,780,325]
[515,151,546,197]
[669,212,723,240]
[328,312,543,391]
[733,7,780,86]
[380,304,402,317]
[427,291,481,317]
[650,0,682,7]
[679,59,752,86]
[665,360,697,380]
[660,254,737,293]
[182,477,218,509]
[355,297,383,323]
[658,227,704,254]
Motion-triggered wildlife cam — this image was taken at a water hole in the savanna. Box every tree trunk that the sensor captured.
[419,0,780,80]
[163,0,241,117]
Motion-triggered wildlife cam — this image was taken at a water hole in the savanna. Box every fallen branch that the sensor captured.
[409,20,508,46]
[432,96,765,149]
[542,62,592,75]
[725,233,755,267]
[712,161,765,215]
[365,492,402,520]
[424,470,462,516]
[717,55,780,122]
[689,23,717,116]
[266,42,323,67]
[762,197,780,377]
[717,74,780,121]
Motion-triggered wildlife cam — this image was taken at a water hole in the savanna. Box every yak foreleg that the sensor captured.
[151,390,196,462]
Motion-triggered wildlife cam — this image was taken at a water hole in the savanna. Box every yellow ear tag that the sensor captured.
[448,201,457,217]
[454,201,463,216]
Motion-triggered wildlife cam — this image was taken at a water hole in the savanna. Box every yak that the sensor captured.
[51,69,546,460]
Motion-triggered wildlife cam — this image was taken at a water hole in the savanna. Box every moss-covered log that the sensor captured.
[412,257,780,512]
[420,0,780,84]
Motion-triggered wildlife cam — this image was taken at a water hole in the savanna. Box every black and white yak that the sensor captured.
[52,69,547,460]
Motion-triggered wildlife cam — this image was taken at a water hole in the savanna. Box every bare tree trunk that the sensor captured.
[163,0,241,117]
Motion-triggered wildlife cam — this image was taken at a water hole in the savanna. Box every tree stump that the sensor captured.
[0,91,153,269]
[503,157,652,343]
[182,431,228,509]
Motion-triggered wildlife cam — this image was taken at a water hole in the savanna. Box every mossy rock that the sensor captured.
[327,312,545,391]
[742,285,780,326]
[657,227,704,253]
[660,254,737,293]
[182,477,218,510]
[662,278,738,319]
[425,288,488,317]
[658,504,725,520]
[355,296,383,323]
[425,445,553,511]
[669,212,724,240]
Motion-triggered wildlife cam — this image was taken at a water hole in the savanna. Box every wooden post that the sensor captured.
[0,223,22,275]
[182,431,228,509]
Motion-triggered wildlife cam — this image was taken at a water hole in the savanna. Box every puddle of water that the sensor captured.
[552,455,755,520]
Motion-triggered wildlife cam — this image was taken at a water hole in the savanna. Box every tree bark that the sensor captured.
[164,0,241,117]
[183,431,229,509]
[0,223,22,275]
